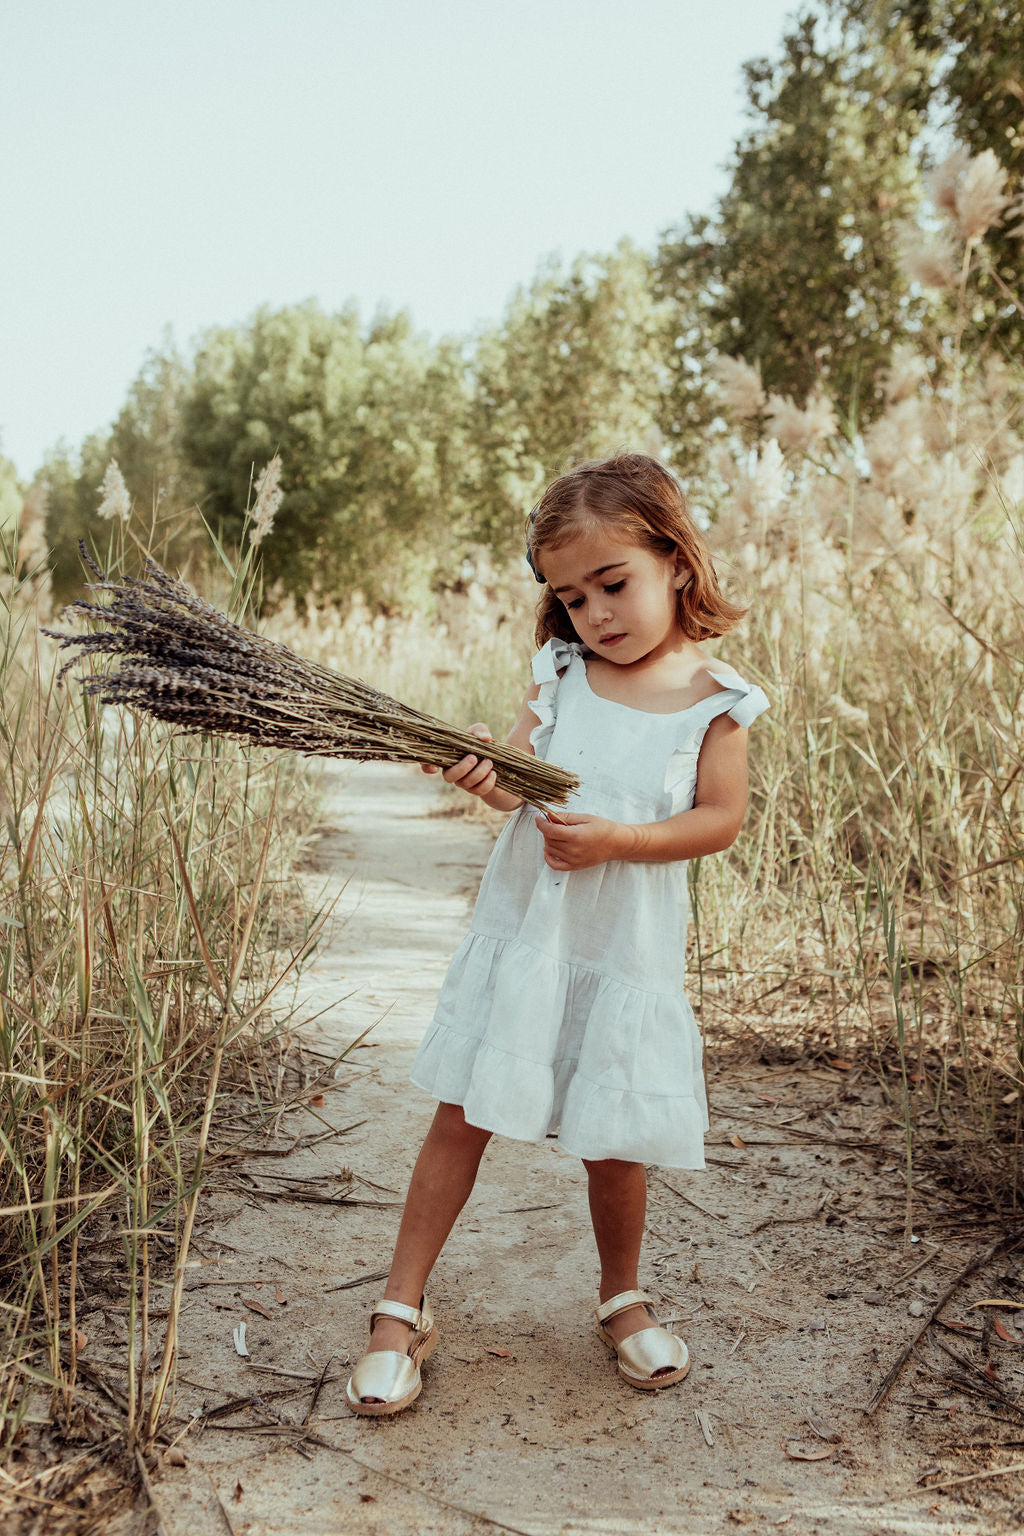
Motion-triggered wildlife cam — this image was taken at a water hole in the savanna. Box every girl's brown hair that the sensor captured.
[529,452,746,649]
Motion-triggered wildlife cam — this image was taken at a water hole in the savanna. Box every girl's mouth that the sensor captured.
[599,633,625,646]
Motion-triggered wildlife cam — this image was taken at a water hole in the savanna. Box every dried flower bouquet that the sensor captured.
[46,552,579,813]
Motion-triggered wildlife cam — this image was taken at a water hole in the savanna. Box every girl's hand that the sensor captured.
[422,724,498,799]
[534,812,631,871]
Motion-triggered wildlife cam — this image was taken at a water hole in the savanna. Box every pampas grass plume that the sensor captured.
[900,225,959,289]
[927,147,971,220]
[713,355,766,420]
[97,459,131,521]
[250,454,283,547]
[765,389,836,454]
[955,149,1010,243]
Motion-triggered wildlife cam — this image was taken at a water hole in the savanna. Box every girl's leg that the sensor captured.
[362,1101,492,1356]
[583,1157,651,1345]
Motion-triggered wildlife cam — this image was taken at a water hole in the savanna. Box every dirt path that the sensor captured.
[159,762,1021,1536]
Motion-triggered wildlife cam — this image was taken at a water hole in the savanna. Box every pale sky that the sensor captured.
[1,0,798,480]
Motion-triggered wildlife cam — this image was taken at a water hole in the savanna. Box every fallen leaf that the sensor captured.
[727,1512,754,1526]
[828,1058,854,1070]
[243,1298,273,1321]
[208,1296,237,1310]
[232,1321,249,1358]
[359,1493,376,1503]
[1002,1091,1019,1105]
[485,1347,512,1358]
[254,1279,263,1289]
[730,1134,747,1149]
[969,1298,1024,1310]
[784,1439,835,1461]
[805,1411,841,1443]
[74,1328,88,1354]
[232,1480,244,1503]
[310,1093,325,1107]
[994,1316,1022,1344]
[164,1447,187,1468]
[275,1286,287,1305]
[984,1361,999,1379]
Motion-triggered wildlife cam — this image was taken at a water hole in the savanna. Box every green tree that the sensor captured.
[888,0,1023,354]
[40,433,119,601]
[468,241,683,553]
[37,341,206,600]
[179,301,473,604]
[107,338,202,526]
[658,7,929,409]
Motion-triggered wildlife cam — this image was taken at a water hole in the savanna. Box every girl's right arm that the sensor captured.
[422,682,541,812]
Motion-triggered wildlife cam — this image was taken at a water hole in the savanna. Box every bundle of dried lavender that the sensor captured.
[45,552,579,813]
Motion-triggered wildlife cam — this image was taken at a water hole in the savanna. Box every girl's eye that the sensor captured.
[604,581,625,595]
[565,597,584,611]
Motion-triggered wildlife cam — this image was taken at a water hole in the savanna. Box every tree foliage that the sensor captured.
[658,8,929,410]
[179,302,473,605]
[466,242,686,554]
[107,340,202,520]
[889,0,1023,353]
[22,0,1024,611]
[40,433,124,600]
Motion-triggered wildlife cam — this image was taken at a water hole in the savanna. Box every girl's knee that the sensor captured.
[583,1157,644,1180]
[434,1101,492,1149]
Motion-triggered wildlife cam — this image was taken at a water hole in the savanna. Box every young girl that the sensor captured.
[345,451,768,1415]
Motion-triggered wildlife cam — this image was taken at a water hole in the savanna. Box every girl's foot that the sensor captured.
[345,1298,438,1416]
[595,1290,689,1390]
[600,1300,652,1348]
[362,1311,421,1355]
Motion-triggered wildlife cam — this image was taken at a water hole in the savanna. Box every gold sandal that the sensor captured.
[345,1298,438,1417]
[595,1289,690,1391]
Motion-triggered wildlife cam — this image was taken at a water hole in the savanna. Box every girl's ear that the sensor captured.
[672,549,693,590]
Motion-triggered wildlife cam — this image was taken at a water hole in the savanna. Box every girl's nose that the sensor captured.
[588,594,613,624]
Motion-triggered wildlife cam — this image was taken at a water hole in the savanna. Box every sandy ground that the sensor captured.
[136,762,1024,1536]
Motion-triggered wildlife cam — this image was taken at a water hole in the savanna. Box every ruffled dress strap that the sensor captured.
[527,638,581,757]
[704,671,771,728]
[664,670,770,813]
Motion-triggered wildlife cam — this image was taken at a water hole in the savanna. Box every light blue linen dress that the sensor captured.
[411,639,769,1169]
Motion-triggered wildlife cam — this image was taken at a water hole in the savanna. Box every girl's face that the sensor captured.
[537,524,691,665]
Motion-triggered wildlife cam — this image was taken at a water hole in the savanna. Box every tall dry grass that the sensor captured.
[0,517,319,1455]
[698,158,1024,1210]
[703,380,1023,1210]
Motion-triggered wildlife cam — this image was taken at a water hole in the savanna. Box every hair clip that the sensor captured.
[525,507,545,584]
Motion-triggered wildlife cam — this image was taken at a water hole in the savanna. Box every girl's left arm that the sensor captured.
[536,714,748,871]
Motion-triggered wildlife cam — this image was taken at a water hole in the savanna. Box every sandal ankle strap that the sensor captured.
[370,1298,431,1333]
[596,1289,653,1325]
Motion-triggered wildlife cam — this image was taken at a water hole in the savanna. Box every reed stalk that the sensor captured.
[1,520,320,1457]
